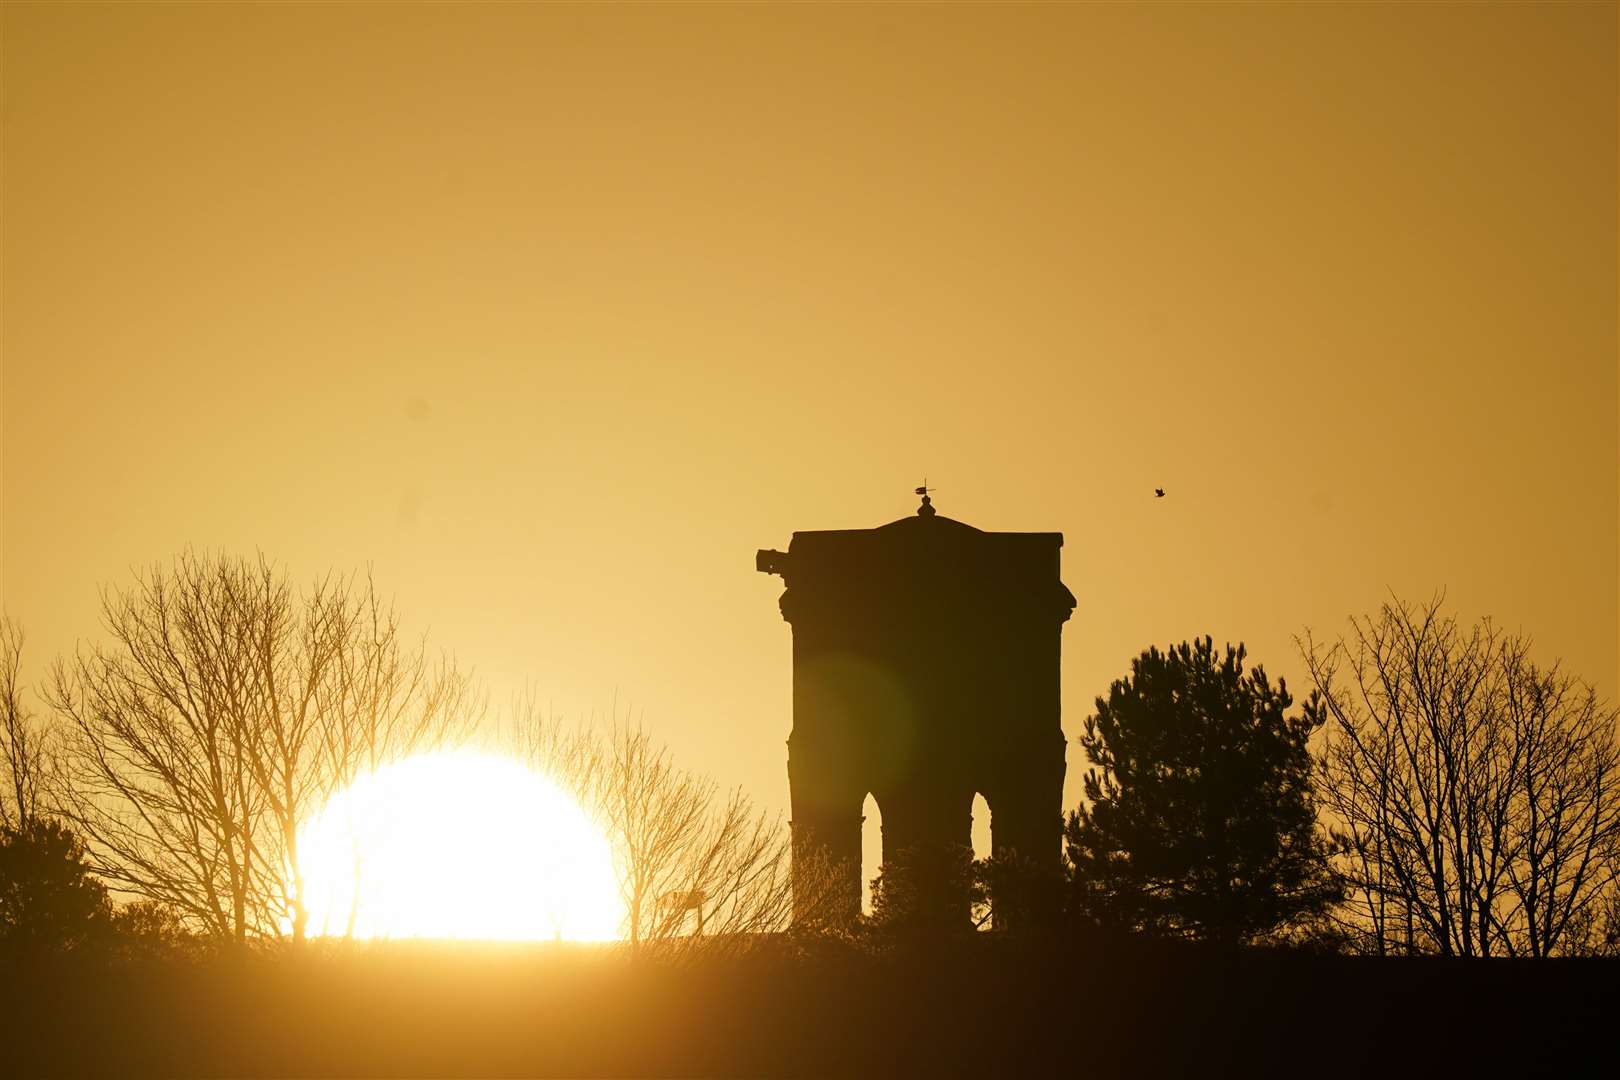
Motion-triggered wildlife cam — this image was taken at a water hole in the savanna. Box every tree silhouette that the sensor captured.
[1304,596,1620,957]
[978,850,1067,930]
[513,703,795,955]
[867,844,985,933]
[1,618,46,832]
[110,898,195,958]
[0,819,112,951]
[865,848,1069,933]
[46,552,476,945]
[1066,638,1339,943]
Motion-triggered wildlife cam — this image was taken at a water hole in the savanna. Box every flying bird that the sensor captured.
[1154,488,1166,498]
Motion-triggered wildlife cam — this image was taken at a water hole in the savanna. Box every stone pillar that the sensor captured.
[786,747,864,926]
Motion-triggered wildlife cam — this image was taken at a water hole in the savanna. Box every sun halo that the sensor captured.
[294,750,622,942]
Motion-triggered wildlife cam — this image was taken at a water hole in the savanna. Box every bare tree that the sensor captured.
[1,618,46,831]
[1303,595,1620,957]
[46,552,475,945]
[1496,654,1620,956]
[512,703,794,955]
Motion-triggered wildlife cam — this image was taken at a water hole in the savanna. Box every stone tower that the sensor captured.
[756,492,1076,927]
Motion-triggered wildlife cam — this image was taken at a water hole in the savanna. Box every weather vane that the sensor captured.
[915,478,937,517]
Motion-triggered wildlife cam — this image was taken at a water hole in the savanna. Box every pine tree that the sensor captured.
[1065,638,1339,943]
[0,819,114,950]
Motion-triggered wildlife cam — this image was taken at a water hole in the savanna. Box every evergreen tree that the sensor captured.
[867,845,984,932]
[0,819,113,950]
[1065,638,1339,943]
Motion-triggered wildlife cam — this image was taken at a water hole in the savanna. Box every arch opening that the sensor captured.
[861,792,882,915]
[970,792,993,864]
[971,792,993,930]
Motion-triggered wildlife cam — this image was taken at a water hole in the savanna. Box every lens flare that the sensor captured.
[294,750,622,941]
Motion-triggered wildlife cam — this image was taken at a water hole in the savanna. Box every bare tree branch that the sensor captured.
[1,617,47,831]
[509,701,794,958]
[44,552,478,945]
[1303,595,1620,957]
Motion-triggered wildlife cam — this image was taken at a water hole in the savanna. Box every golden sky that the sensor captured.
[3,2,1616,827]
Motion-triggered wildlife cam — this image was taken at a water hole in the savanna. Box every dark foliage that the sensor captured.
[978,851,1066,930]
[1066,638,1340,943]
[865,847,1068,935]
[0,818,113,950]
[111,898,199,959]
[866,845,984,932]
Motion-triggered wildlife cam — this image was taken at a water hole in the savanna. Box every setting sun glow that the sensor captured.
[296,751,623,941]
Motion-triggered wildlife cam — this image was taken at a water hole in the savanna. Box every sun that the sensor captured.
[295,750,623,941]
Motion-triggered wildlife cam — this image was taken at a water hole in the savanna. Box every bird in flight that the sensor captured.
[1154,488,1166,498]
